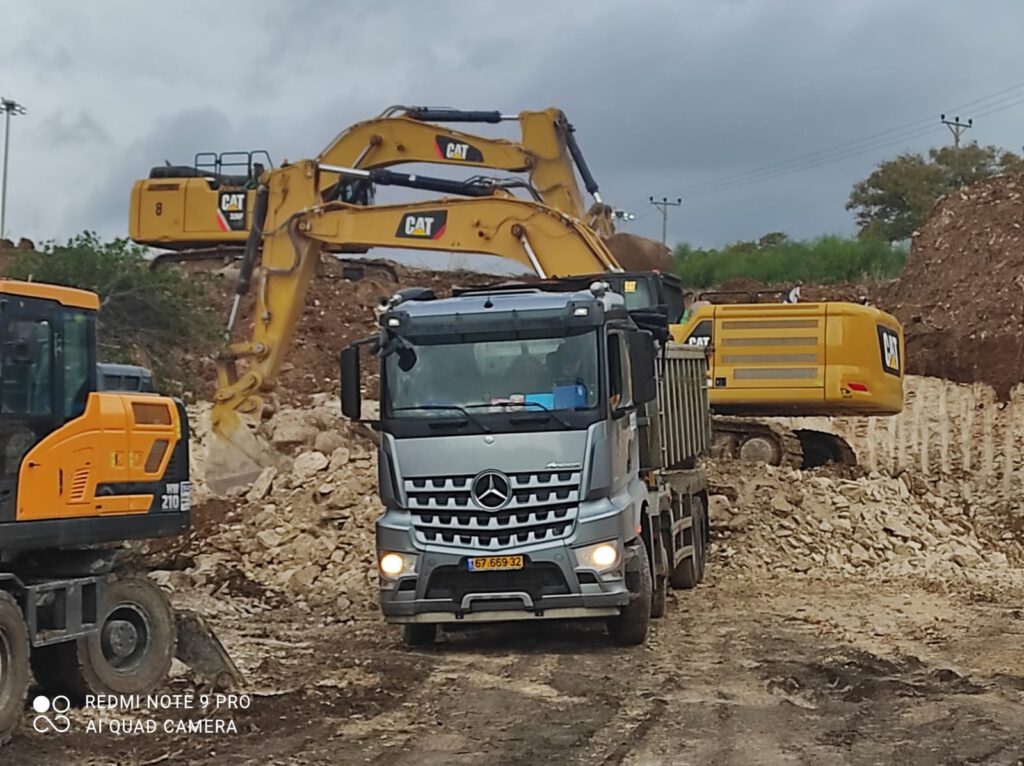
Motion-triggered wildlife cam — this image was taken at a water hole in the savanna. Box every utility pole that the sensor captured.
[649,196,682,245]
[1,98,27,240]
[940,113,972,149]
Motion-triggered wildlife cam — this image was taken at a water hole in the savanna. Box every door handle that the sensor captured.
[26,461,40,468]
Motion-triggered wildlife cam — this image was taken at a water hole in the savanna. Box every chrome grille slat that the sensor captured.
[404,470,581,551]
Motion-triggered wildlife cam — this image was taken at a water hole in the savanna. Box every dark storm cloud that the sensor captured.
[2,0,1023,249]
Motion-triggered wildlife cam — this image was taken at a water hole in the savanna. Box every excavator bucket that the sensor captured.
[175,609,244,689]
[204,409,281,496]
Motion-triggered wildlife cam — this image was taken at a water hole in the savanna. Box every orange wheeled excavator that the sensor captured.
[0,280,233,744]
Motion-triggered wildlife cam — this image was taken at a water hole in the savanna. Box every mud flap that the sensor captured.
[174,610,244,689]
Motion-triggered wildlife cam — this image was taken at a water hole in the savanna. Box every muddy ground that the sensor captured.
[8,569,1023,766]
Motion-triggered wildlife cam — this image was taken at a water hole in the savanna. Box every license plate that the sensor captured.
[467,555,524,572]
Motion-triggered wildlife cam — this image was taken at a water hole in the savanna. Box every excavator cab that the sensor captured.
[0,280,190,548]
[131,150,272,250]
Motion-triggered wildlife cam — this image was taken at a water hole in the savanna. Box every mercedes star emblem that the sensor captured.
[471,470,512,510]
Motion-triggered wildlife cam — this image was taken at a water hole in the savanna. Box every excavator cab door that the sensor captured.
[0,295,96,523]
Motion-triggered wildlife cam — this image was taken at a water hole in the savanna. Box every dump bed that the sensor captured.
[642,344,711,471]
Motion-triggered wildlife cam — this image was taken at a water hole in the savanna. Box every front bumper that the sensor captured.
[376,508,633,624]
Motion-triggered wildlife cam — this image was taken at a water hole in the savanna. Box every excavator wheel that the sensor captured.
[0,592,30,745]
[45,577,176,701]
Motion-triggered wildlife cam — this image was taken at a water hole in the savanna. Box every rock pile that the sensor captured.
[153,395,382,614]
[708,459,1024,591]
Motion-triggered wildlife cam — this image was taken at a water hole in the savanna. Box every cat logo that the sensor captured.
[877,325,901,376]
[217,191,247,232]
[396,211,448,240]
[434,136,484,163]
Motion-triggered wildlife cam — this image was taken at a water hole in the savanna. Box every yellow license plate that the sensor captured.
[467,555,524,572]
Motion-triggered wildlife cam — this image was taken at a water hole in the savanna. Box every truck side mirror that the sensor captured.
[340,346,362,420]
[628,331,658,405]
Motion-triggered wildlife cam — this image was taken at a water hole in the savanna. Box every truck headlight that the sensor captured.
[379,552,415,578]
[574,540,620,572]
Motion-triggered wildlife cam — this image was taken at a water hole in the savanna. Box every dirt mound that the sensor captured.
[603,232,672,271]
[877,173,1024,398]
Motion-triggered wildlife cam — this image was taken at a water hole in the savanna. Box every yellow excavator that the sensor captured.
[129,106,628,261]
[201,159,903,489]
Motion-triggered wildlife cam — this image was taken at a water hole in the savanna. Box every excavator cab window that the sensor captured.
[0,317,53,416]
[62,309,95,419]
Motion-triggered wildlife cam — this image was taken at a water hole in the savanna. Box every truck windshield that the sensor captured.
[385,330,599,417]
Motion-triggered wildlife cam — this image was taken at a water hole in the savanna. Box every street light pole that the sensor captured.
[1,98,27,240]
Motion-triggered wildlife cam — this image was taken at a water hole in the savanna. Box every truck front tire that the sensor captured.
[607,542,652,646]
[0,592,30,745]
[402,623,437,648]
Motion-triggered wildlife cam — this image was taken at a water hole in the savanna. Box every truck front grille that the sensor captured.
[404,470,581,550]
[425,563,570,602]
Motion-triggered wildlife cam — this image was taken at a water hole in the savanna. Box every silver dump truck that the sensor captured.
[340,280,710,646]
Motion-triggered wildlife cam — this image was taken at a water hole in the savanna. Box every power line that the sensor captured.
[649,196,681,245]
[655,90,1024,202]
[630,77,1024,208]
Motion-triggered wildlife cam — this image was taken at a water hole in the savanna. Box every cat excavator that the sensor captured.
[203,160,903,490]
[129,106,631,265]
[0,280,237,743]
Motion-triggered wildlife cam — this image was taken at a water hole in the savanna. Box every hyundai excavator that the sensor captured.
[0,280,237,743]
[202,159,902,490]
[129,106,622,263]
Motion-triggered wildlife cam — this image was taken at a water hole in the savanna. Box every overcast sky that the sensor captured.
[2,0,1023,268]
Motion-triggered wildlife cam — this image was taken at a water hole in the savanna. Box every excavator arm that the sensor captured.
[130,107,614,252]
[206,160,620,489]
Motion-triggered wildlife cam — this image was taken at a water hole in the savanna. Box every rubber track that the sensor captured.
[712,416,805,468]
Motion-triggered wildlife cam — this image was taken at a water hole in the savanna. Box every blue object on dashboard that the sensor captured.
[525,393,555,410]
[553,384,587,410]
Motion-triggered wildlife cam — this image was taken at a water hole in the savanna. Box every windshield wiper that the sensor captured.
[465,401,574,429]
[390,405,491,433]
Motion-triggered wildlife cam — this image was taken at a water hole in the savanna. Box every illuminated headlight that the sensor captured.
[573,307,590,316]
[574,540,620,571]
[387,318,400,327]
[379,552,415,577]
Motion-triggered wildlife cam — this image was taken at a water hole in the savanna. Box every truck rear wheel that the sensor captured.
[0,592,30,745]
[402,623,437,648]
[59,577,176,700]
[670,496,707,590]
[607,542,652,646]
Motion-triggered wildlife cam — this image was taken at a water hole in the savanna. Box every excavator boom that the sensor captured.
[130,107,614,253]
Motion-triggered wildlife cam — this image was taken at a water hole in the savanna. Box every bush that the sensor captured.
[672,235,906,288]
[3,233,217,387]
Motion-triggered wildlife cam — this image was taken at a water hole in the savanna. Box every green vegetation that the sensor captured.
[3,233,217,387]
[672,234,906,288]
[847,144,1024,242]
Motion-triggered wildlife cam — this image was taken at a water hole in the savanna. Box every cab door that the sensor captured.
[0,296,61,522]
